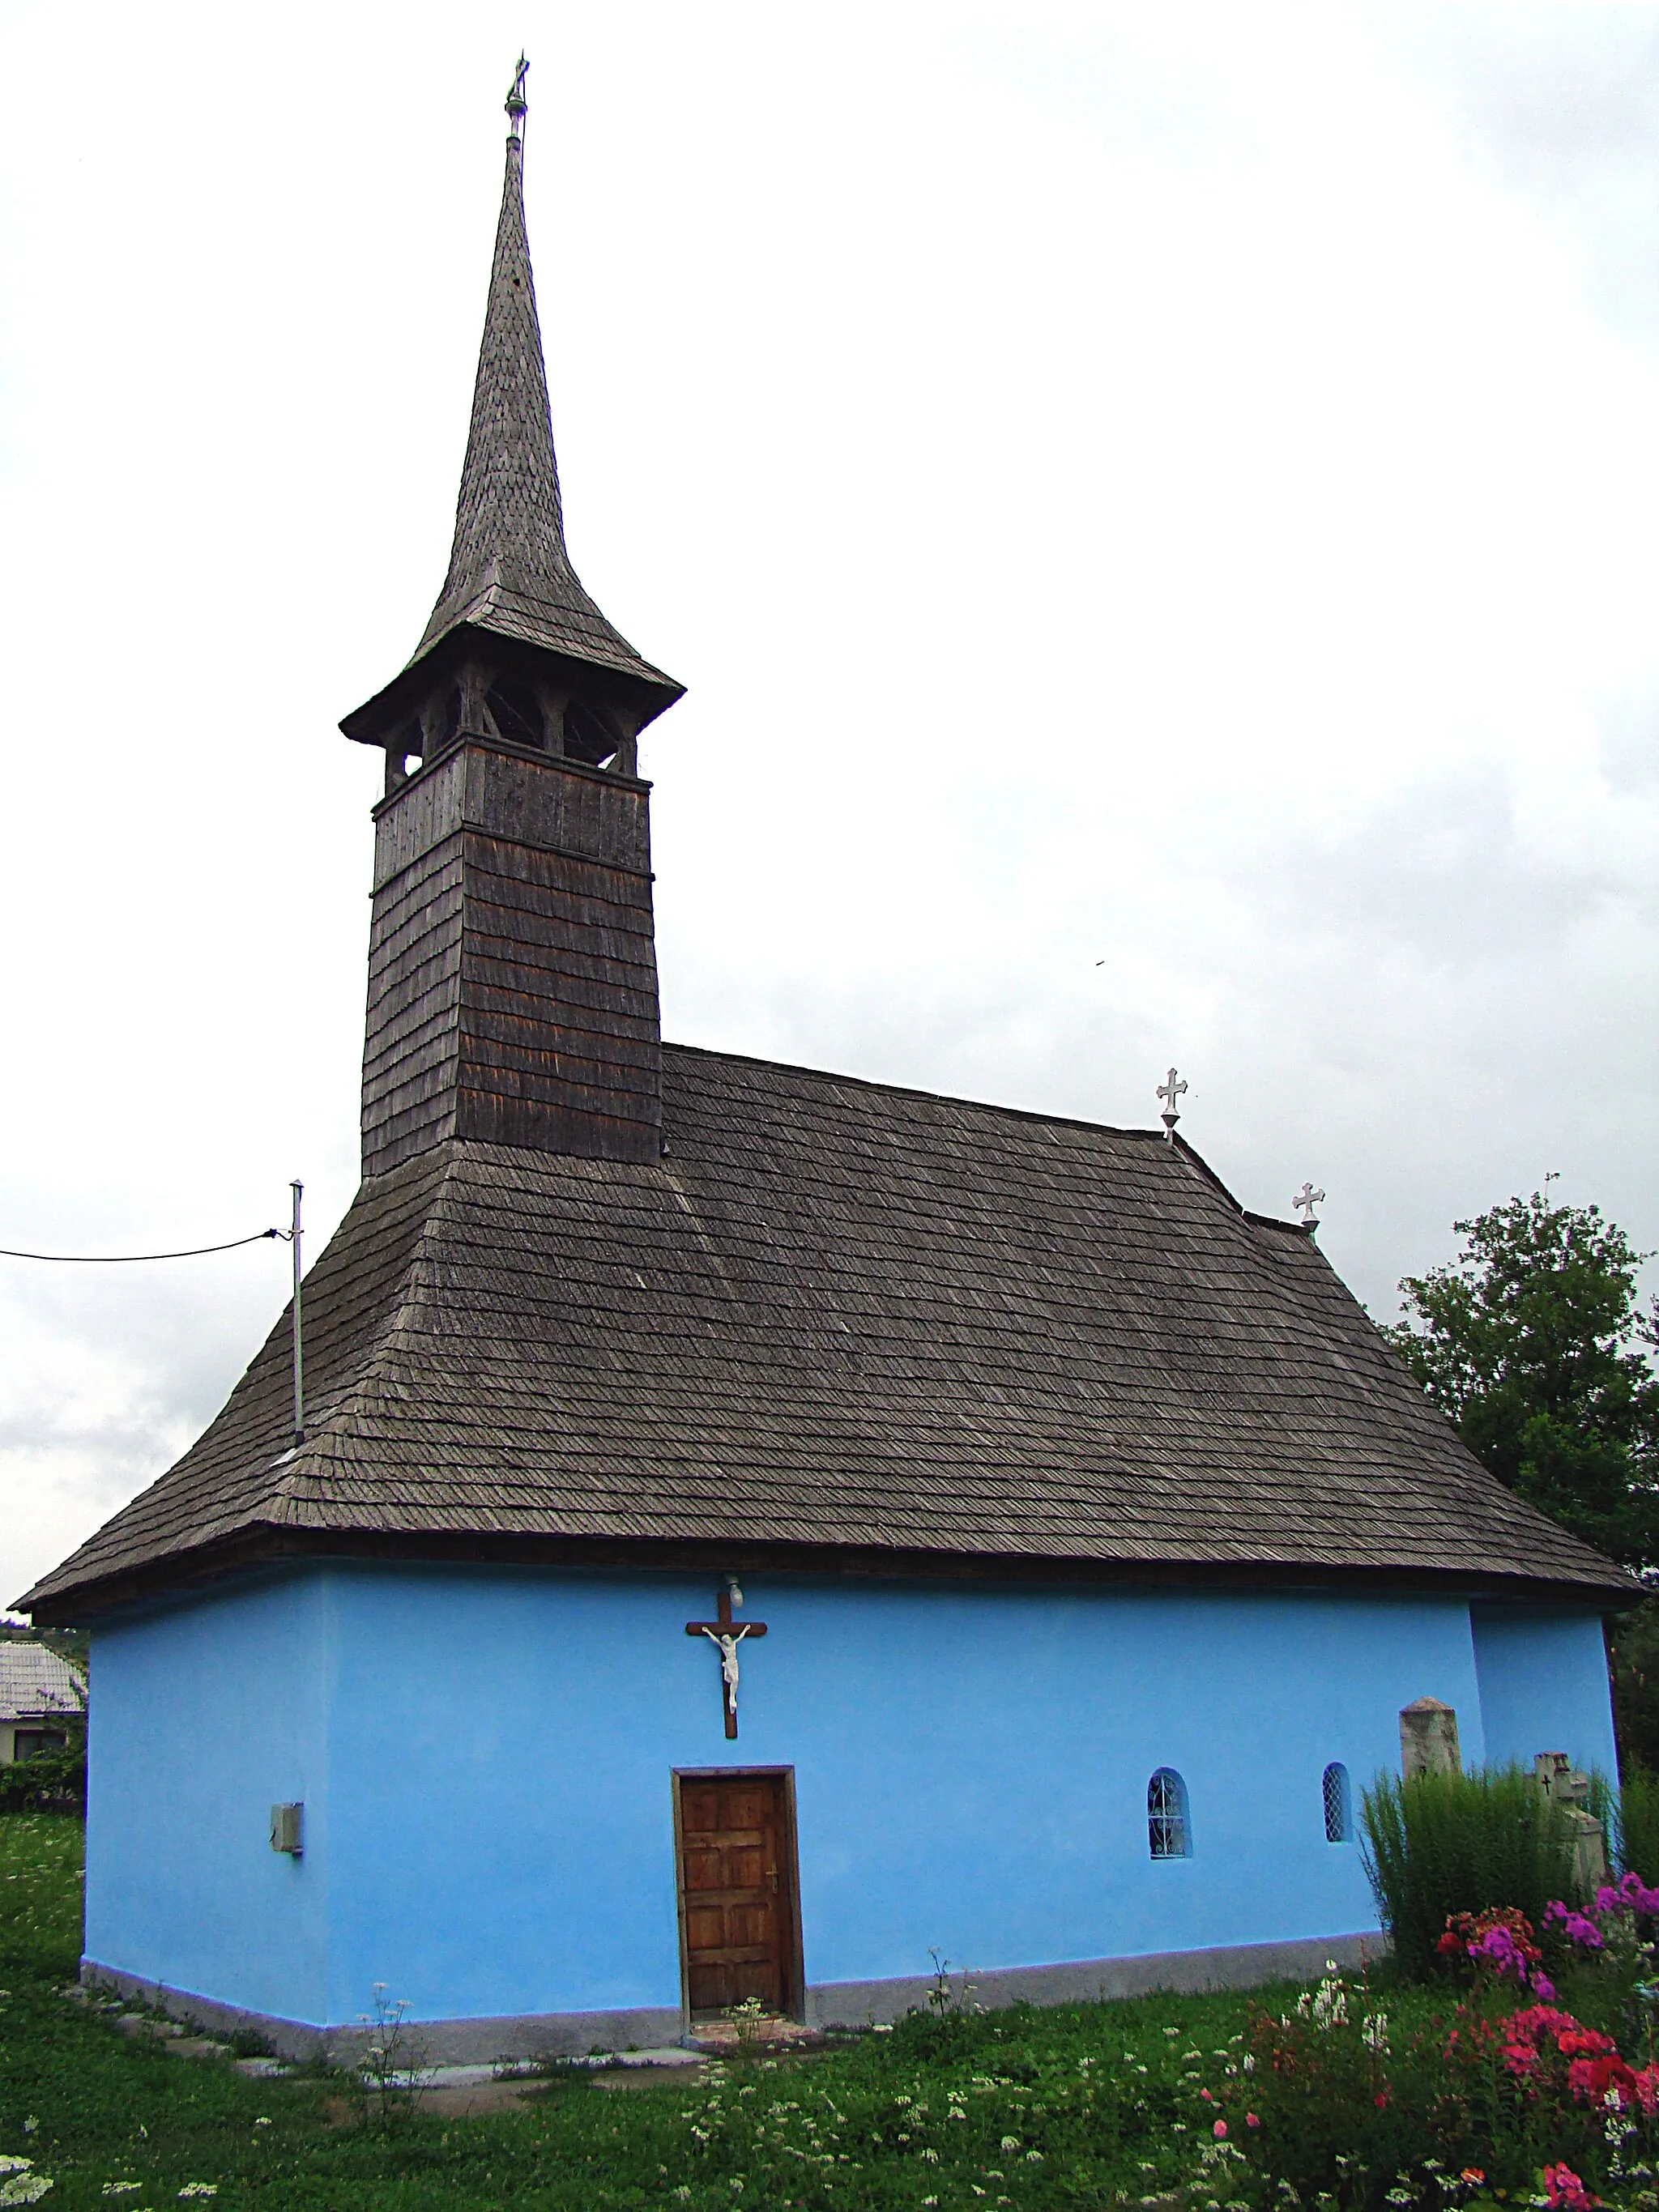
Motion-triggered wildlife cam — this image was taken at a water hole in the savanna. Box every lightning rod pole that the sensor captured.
[290,1180,305,1451]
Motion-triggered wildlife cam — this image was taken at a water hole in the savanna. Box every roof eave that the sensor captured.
[20,1522,1641,1630]
[339,620,685,749]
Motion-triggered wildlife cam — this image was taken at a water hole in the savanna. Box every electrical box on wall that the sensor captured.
[269,1802,303,1856]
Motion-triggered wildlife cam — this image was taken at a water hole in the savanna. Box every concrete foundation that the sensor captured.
[85,1929,1382,2066]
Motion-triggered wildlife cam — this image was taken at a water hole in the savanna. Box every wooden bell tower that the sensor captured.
[339,59,684,1174]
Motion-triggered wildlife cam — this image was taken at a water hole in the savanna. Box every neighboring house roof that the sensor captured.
[20,1046,1634,1621]
[0,1643,86,1723]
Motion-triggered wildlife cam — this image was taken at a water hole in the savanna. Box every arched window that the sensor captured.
[1323,1761,1351,1843]
[1148,1768,1190,1859]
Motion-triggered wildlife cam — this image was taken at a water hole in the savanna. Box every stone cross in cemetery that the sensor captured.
[1535,1750,1609,1895]
[686,1579,768,1739]
[1399,1695,1461,1777]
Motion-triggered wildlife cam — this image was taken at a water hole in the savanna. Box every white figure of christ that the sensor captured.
[700,1622,752,1714]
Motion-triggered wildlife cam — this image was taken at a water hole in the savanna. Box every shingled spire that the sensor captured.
[343,59,680,1174]
[341,56,682,774]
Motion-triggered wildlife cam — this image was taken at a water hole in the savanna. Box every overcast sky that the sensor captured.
[1,2,1655,1609]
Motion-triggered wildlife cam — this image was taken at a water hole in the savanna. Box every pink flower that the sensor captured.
[1542,2162,1596,2211]
[1245,2112,1260,2129]
[1200,2088,1213,2101]
[1212,2120,1227,2139]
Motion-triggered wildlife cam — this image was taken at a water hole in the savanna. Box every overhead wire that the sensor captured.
[0,1230,289,1264]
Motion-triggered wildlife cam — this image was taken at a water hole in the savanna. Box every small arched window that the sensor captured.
[1323,1761,1351,1843]
[1148,1768,1191,1859]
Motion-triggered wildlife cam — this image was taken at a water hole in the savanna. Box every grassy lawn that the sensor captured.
[0,1814,1401,2210]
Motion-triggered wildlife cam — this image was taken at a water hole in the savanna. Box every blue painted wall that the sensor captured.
[86,1571,332,2021]
[1472,1608,1618,1779]
[83,1563,1614,2028]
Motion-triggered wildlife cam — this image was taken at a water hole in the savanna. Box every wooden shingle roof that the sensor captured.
[20,1046,1633,1620]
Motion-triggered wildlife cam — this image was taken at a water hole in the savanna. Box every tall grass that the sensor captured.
[1614,1764,1659,1884]
[1361,1764,1579,1978]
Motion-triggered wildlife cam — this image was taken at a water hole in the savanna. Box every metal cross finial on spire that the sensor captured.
[1156,1067,1188,1140]
[1293,1181,1325,1229]
[505,53,529,143]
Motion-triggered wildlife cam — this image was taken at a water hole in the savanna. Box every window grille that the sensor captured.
[1148,1767,1189,1859]
[1323,1761,1350,1843]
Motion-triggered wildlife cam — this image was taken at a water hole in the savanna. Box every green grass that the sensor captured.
[0,1816,1435,2210]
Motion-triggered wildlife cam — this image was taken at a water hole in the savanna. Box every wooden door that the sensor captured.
[676,1771,800,2019]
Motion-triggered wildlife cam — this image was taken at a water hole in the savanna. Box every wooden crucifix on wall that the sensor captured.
[685,1578,767,1739]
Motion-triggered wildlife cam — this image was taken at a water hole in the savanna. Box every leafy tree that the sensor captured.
[1384,1189,1659,1571]
[1610,1604,1659,1775]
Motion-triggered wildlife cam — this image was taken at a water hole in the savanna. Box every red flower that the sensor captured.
[1568,2054,1639,2110]
[1374,2092,1388,2108]
[1212,2120,1227,2140]
[1246,2114,1260,2129]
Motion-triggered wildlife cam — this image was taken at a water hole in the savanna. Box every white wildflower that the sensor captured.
[0,2180,52,2209]
[178,2192,219,2202]
[1000,2137,1021,2152]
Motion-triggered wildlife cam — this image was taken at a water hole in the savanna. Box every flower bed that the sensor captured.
[1175,1930,1659,2212]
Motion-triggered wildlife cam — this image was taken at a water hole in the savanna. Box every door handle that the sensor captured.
[766,1864,778,1894]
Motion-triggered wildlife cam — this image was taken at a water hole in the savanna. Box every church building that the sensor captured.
[22,72,1631,2061]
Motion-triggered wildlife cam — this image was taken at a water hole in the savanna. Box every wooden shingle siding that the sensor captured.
[362,739,659,1176]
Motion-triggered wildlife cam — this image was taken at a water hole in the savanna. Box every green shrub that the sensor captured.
[0,1732,86,1815]
[1614,1761,1659,1884]
[1360,1763,1578,1977]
